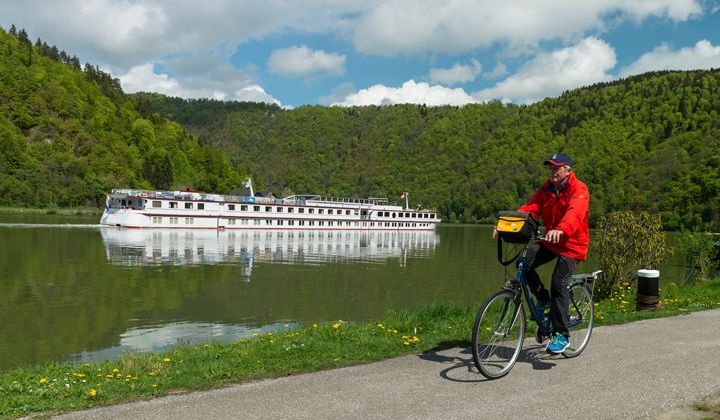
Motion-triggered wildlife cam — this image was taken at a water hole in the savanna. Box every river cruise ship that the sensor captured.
[100,180,440,230]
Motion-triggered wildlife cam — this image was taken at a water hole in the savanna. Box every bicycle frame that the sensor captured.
[501,236,600,337]
[508,240,552,337]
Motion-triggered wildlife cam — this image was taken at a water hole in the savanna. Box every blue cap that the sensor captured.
[543,153,572,167]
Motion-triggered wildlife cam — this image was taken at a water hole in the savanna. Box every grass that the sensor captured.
[0,206,101,216]
[2,278,720,418]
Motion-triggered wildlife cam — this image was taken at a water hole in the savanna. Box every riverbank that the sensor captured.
[3,278,720,418]
[0,206,101,216]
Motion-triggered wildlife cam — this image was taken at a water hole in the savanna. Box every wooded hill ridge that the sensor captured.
[1,25,719,229]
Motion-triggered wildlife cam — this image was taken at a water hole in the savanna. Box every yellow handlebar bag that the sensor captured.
[495,211,537,244]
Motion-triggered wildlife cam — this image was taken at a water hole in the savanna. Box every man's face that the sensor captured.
[548,165,571,185]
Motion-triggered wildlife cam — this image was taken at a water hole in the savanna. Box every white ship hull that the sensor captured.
[100,188,440,231]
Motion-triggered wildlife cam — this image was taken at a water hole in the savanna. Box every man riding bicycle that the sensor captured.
[495,152,590,354]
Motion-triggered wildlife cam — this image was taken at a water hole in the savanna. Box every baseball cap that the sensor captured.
[543,152,572,167]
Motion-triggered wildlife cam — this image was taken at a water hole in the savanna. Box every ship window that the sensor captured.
[392,212,396,218]
[277,207,283,212]
[289,220,295,225]
[228,204,235,211]
[185,203,193,209]
[278,220,284,225]
[288,207,295,213]
[254,219,261,225]
[319,209,324,214]
[152,216,162,224]
[265,206,272,212]
[185,218,193,224]
[241,205,248,211]
[152,201,162,208]
[299,208,305,213]
[328,209,333,215]
[254,206,260,211]
[170,202,178,209]
[346,210,351,215]
[308,208,314,214]
[198,203,205,210]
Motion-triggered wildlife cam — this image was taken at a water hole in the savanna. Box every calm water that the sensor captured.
[0,214,686,371]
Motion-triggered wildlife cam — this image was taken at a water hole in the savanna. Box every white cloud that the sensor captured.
[332,80,477,106]
[352,0,703,55]
[318,82,357,105]
[268,45,346,79]
[474,37,616,103]
[484,62,508,79]
[0,0,368,69]
[119,62,282,105]
[620,39,720,76]
[429,59,482,85]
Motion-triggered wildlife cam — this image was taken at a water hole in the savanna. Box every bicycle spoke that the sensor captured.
[472,290,525,379]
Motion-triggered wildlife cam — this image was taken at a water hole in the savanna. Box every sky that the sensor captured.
[2,0,720,108]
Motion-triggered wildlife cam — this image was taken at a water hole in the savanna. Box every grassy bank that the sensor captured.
[0,206,101,216]
[2,279,720,418]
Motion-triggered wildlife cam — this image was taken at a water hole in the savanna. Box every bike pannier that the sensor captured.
[495,211,537,244]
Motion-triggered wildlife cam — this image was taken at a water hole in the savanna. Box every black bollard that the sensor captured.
[636,269,661,311]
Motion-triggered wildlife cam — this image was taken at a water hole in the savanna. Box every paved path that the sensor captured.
[56,309,720,420]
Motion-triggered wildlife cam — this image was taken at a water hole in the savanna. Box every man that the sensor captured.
[498,152,590,354]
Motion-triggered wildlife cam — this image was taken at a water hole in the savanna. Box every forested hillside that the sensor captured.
[139,69,720,230]
[0,26,242,208]
[1,24,719,229]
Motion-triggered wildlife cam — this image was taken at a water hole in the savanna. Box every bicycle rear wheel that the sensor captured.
[563,283,593,358]
[472,289,525,379]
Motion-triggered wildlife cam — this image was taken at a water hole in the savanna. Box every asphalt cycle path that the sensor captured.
[56,308,720,420]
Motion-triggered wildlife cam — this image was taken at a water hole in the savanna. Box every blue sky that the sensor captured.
[2,1,720,108]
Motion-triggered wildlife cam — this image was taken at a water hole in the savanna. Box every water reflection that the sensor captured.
[101,228,440,275]
[68,320,293,364]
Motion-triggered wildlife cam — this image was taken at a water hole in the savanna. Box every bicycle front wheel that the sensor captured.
[563,283,594,358]
[472,289,525,379]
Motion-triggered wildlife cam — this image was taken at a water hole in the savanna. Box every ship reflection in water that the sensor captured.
[101,228,440,276]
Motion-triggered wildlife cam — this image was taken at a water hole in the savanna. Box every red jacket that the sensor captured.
[517,172,590,261]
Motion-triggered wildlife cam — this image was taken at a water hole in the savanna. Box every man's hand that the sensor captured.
[545,229,564,244]
[492,228,498,239]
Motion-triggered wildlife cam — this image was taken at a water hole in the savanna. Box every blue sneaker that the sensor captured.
[546,333,570,354]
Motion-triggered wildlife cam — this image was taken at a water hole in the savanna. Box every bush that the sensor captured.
[593,211,671,298]
[676,227,719,284]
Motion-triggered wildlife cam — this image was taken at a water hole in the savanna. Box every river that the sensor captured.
[0,214,686,371]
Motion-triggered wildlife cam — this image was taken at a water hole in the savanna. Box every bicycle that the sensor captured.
[471,212,601,379]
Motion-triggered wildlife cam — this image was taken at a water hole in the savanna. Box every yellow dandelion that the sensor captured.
[148,372,156,376]
[112,368,119,373]
[403,341,410,346]
[163,358,171,362]
[621,301,629,304]
[312,324,318,328]
[39,378,47,384]
[89,388,97,398]
[332,323,340,329]
[152,384,158,388]
[105,374,113,379]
